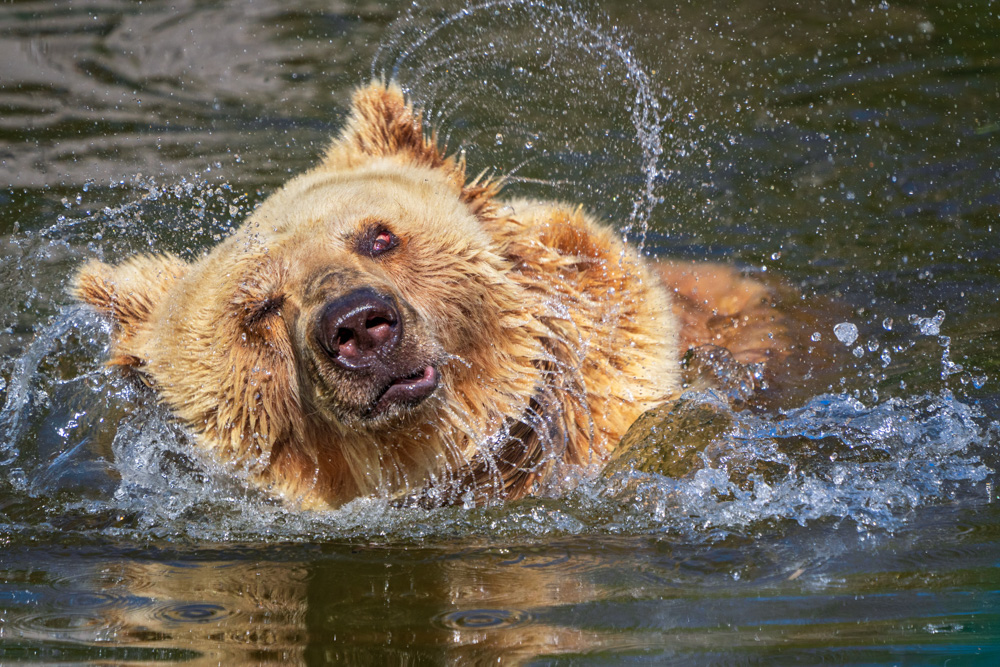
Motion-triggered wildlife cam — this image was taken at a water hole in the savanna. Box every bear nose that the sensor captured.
[317,288,401,369]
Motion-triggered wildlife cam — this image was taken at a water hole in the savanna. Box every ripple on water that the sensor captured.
[12,611,124,641]
[498,550,572,569]
[150,602,233,625]
[51,591,124,611]
[435,608,533,630]
[46,564,157,597]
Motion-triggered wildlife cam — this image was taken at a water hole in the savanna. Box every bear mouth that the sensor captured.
[369,364,439,417]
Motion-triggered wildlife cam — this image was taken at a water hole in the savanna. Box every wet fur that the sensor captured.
[73,81,786,509]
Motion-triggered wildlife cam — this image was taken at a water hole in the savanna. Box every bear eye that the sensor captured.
[244,294,284,329]
[356,223,400,258]
[372,230,395,254]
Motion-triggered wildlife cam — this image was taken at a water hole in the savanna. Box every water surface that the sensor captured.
[1,0,999,663]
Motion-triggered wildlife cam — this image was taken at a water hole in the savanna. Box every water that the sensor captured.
[2,0,1000,663]
[372,0,666,242]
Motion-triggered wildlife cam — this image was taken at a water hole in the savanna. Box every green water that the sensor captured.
[1,0,999,663]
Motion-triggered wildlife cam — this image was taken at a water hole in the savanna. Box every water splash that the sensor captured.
[373,0,666,247]
[0,307,109,471]
[909,310,965,380]
[600,391,993,537]
[1,271,994,543]
[0,169,253,379]
[2,306,992,545]
[0,172,253,502]
[26,169,249,263]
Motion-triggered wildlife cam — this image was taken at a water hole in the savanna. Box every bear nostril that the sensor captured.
[366,315,392,329]
[317,289,402,368]
[335,328,357,359]
[365,315,395,348]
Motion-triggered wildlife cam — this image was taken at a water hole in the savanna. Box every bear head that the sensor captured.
[72,82,553,507]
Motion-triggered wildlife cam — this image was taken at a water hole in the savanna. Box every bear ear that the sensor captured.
[322,80,501,219]
[71,254,188,367]
[322,80,448,172]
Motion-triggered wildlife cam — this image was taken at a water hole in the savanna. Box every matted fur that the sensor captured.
[72,81,784,509]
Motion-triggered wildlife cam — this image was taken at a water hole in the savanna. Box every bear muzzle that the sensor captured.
[317,287,402,369]
[312,287,440,419]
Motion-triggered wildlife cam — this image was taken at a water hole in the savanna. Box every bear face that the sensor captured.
[73,81,684,509]
[236,162,524,428]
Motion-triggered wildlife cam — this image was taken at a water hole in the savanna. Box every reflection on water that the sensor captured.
[3,516,1000,663]
[1,556,306,663]
[2,0,1000,663]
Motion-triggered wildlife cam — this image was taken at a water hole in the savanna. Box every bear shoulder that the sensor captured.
[485,198,682,464]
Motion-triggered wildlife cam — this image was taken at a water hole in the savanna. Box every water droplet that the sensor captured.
[833,322,859,346]
[811,332,822,342]
[495,133,504,145]
[882,317,893,331]
[909,310,945,336]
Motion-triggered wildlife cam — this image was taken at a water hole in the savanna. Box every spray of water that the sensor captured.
[601,390,993,537]
[372,0,666,248]
[2,299,991,544]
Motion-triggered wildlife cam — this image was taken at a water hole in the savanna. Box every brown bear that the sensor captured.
[72,81,785,509]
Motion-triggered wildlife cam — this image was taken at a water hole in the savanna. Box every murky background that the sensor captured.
[2,0,999,663]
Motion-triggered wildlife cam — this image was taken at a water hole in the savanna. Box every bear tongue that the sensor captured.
[372,365,438,415]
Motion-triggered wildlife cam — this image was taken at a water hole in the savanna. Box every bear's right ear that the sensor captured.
[71,254,188,366]
[321,81,502,219]
[322,80,448,173]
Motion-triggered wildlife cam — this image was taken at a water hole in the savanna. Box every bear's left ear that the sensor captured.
[71,254,188,367]
[321,81,500,218]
